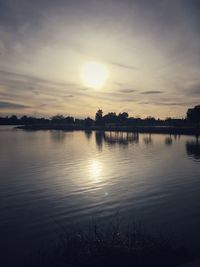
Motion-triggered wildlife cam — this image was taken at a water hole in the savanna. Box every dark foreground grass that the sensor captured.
[27,222,191,267]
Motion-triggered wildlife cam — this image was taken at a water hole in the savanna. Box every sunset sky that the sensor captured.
[0,0,200,119]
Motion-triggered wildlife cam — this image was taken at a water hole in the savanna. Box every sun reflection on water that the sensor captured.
[89,159,103,182]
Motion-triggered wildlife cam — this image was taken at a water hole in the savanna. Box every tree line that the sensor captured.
[0,105,199,127]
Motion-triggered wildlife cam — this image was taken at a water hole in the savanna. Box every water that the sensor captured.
[0,126,200,265]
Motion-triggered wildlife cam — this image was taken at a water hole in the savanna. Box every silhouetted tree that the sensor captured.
[118,112,129,123]
[103,112,117,123]
[51,115,74,124]
[75,118,84,125]
[65,116,74,124]
[144,116,156,125]
[51,115,65,124]
[84,117,94,127]
[0,106,197,128]
[187,105,200,126]
[21,115,28,124]
[95,109,103,125]
[9,115,18,124]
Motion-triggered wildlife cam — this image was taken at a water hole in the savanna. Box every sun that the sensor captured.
[81,61,109,89]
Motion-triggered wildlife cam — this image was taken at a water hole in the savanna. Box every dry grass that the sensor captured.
[27,221,191,267]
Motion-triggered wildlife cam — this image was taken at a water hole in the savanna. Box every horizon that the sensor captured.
[0,108,190,120]
[0,0,200,119]
[0,114,187,121]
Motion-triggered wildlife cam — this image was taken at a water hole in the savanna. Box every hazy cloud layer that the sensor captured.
[118,89,137,93]
[0,101,30,109]
[0,0,200,118]
[110,62,138,71]
[141,91,163,95]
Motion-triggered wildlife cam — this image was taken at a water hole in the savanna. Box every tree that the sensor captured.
[65,116,74,124]
[95,109,103,125]
[187,105,200,126]
[84,117,94,127]
[9,115,18,124]
[51,115,74,124]
[51,115,65,124]
[118,112,129,123]
[103,112,117,123]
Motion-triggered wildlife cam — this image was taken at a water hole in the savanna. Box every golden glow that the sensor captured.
[81,61,109,89]
[89,159,103,181]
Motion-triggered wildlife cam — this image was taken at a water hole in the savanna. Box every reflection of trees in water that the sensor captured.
[95,131,139,149]
[84,130,92,140]
[173,134,181,141]
[165,136,173,146]
[95,131,104,150]
[186,137,200,160]
[50,130,67,142]
[143,134,153,145]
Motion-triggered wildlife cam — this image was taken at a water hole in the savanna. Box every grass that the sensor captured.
[27,221,191,267]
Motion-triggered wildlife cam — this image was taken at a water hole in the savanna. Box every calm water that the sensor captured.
[0,126,200,265]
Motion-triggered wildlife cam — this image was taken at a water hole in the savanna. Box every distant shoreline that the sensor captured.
[16,124,200,135]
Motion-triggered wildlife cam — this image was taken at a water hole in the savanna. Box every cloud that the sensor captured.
[0,69,77,90]
[149,101,191,107]
[0,101,30,109]
[141,91,163,94]
[118,89,136,93]
[110,62,138,71]
[187,84,200,95]
[176,82,200,96]
[63,94,74,99]
[158,102,188,106]
[0,69,81,104]
[139,101,150,105]
[0,0,199,118]
[138,99,193,107]
[0,69,133,109]
[0,69,140,105]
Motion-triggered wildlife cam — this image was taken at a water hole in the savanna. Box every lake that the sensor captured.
[0,126,200,265]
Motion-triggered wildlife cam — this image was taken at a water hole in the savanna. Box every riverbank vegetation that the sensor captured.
[1,105,199,135]
[27,222,191,267]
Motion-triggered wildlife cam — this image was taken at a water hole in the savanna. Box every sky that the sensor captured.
[0,0,200,119]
